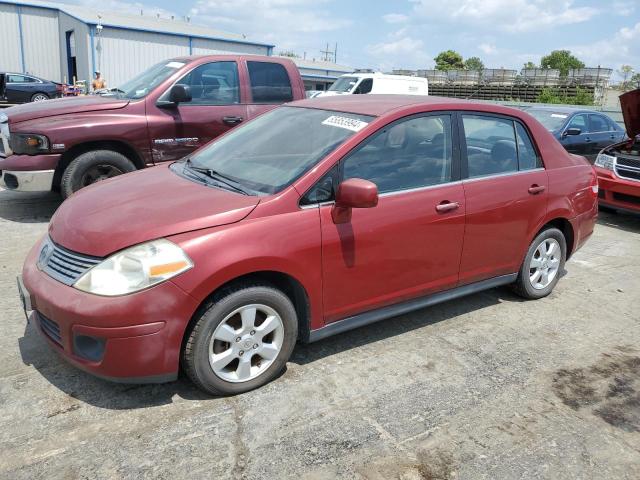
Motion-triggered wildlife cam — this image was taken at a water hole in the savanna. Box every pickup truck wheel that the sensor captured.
[182,284,298,396]
[61,150,136,198]
[512,227,566,300]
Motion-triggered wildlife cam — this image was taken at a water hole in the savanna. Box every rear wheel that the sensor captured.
[31,93,49,102]
[182,284,298,396]
[60,150,136,198]
[513,227,566,300]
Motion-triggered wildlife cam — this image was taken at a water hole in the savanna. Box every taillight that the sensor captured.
[590,168,599,198]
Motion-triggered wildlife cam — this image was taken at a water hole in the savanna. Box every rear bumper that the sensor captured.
[1,169,54,191]
[595,167,640,214]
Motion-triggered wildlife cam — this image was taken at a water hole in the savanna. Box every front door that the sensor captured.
[320,113,466,323]
[458,113,548,285]
[146,60,248,163]
[560,113,591,157]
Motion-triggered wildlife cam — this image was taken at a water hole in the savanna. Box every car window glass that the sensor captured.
[7,75,30,83]
[589,114,609,132]
[354,78,373,94]
[515,123,541,170]
[343,115,453,194]
[301,166,339,205]
[177,61,239,105]
[247,61,293,103]
[567,114,588,133]
[463,115,518,178]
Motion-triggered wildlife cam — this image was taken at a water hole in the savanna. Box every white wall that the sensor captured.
[0,3,24,73]
[20,6,60,81]
[192,38,268,56]
[96,28,190,87]
[58,11,90,84]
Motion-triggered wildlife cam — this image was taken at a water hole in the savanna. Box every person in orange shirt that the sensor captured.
[92,71,106,91]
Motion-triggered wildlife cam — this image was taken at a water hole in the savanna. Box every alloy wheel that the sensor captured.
[529,238,561,290]
[32,94,48,102]
[208,304,285,383]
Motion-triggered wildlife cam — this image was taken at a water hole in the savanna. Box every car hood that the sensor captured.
[6,95,130,124]
[620,88,640,138]
[48,164,260,257]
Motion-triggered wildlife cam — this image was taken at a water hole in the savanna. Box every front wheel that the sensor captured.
[183,284,298,396]
[512,227,566,300]
[60,150,136,198]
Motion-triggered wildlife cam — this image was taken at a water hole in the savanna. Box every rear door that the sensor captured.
[146,60,248,162]
[244,60,295,122]
[588,113,620,157]
[458,113,548,285]
[318,113,466,322]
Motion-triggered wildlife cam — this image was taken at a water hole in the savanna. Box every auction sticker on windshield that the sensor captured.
[322,116,369,132]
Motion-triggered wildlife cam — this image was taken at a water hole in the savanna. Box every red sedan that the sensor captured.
[19,95,598,395]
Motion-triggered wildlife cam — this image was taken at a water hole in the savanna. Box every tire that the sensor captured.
[31,93,49,102]
[183,283,298,396]
[60,150,136,198]
[512,227,566,300]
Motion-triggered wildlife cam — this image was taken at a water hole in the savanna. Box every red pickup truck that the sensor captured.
[0,55,305,197]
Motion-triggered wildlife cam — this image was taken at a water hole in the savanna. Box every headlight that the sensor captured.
[74,239,193,296]
[595,153,615,170]
[9,133,50,155]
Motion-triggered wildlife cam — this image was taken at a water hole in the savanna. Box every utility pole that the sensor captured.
[320,42,335,63]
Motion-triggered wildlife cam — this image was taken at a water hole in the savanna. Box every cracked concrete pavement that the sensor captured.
[0,188,639,479]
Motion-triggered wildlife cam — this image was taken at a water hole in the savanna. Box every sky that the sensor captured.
[59,0,639,75]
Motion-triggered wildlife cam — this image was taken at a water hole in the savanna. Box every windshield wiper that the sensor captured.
[184,158,251,195]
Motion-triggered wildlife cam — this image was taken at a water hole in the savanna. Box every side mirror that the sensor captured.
[331,178,378,224]
[158,84,192,107]
[563,127,581,137]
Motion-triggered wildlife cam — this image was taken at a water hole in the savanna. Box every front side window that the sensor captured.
[176,61,239,105]
[354,78,373,94]
[567,114,588,133]
[182,107,373,195]
[328,76,358,93]
[343,114,453,194]
[247,61,293,103]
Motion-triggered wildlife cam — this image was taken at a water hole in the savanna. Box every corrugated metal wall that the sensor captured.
[0,3,23,73]
[96,28,190,87]
[58,12,89,84]
[192,38,268,56]
[20,6,60,81]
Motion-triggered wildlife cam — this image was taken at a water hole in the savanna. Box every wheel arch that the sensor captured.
[533,217,575,259]
[53,140,144,188]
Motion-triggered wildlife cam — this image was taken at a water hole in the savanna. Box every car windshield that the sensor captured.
[328,76,359,93]
[180,106,374,195]
[115,60,191,99]
[527,109,570,132]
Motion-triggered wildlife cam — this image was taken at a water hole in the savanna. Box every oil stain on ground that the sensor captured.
[552,347,640,433]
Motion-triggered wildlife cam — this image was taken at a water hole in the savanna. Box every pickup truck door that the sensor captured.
[145,60,248,163]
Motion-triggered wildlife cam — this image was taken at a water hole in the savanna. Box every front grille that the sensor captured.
[615,154,640,182]
[38,312,62,346]
[41,240,102,286]
[613,192,640,206]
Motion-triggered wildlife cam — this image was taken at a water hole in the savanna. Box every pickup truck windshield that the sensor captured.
[116,60,191,99]
[328,77,358,93]
[181,106,374,195]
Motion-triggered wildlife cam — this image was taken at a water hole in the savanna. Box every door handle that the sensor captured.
[223,116,243,125]
[435,201,460,213]
[585,137,591,143]
[528,184,546,195]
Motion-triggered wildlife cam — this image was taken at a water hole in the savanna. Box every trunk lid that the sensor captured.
[620,88,640,139]
[49,164,260,257]
[5,95,130,124]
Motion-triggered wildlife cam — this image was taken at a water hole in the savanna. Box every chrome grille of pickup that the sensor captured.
[41,240,102,286]
[615,154,640,182]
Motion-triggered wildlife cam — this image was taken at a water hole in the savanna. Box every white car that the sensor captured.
[319,72,429,97]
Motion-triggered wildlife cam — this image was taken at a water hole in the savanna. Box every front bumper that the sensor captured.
[21,241,200,382]
[0,152,61,192]
[595,166,640,214]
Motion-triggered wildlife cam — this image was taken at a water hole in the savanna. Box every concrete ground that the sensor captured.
[0,188,639,480]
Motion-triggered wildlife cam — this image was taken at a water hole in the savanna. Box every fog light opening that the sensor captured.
[73,334,106,362]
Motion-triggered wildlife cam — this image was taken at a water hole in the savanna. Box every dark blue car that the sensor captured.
[526,107,626,162]
[0,72,63,104]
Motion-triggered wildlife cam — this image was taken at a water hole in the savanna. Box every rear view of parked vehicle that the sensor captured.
[318,72,429,97]
[526,106,626,162]
[18,95,597,395]
[0,72,64,104]
[594,88,640,214]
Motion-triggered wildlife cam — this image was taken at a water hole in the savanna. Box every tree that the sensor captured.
[434,50,464,70]
[632,72,640,89]
[464,56,484,71]
[618,65,634,90]
[523,61,537,69]
[540,50,585,76]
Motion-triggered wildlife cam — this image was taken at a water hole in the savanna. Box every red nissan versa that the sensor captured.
[594,88,640,214]
[18,95,598,395]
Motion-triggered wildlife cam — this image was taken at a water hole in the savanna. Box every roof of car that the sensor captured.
[525,106,597,114]
[289,94,522,118]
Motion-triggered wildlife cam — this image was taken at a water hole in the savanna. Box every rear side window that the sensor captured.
[247,61,293,103]
[462,114,540,178]
[354,78,373,94]
[589,114,609,132]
